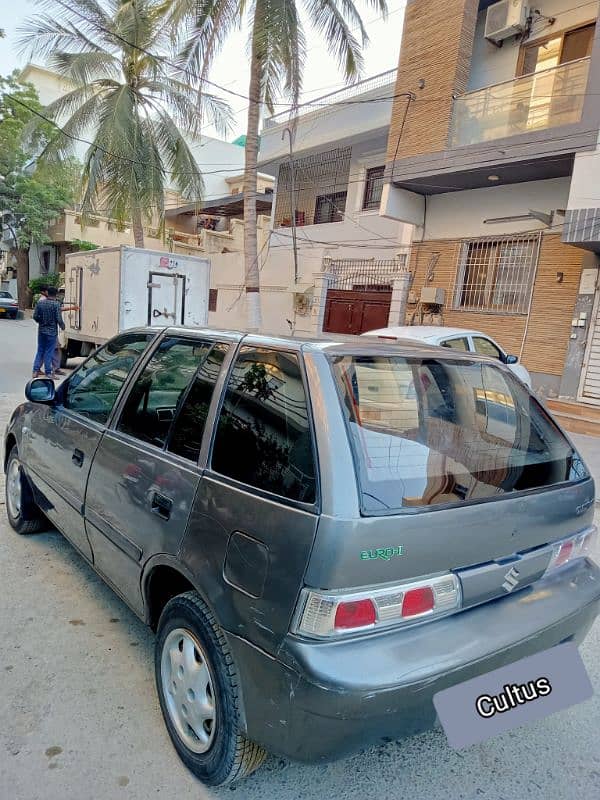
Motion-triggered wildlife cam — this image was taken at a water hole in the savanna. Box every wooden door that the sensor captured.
[323,289,392,335]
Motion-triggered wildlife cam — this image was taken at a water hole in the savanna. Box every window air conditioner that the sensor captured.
[485,0,527,44]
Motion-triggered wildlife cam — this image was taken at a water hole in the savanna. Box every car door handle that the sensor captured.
[72,449,84,467]
[151,491,173,521]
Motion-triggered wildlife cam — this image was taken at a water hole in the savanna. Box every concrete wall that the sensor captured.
[260,78,396,164]
[422,177,571,240]
[468,0,598,92]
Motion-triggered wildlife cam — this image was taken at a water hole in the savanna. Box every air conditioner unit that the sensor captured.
[485,0,527,44]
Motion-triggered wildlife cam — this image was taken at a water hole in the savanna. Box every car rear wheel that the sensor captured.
[155,591,267,786]
[5,447,45,534]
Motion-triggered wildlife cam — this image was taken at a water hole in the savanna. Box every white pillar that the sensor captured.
[388,269,412,327]
[311,271,334,335]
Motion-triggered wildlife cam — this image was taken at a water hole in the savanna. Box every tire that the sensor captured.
[5,446,45,534]
[155,591,267,786]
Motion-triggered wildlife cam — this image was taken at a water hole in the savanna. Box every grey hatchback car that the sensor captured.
[4,327,600,785]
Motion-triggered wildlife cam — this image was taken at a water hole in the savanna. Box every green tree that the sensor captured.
[165,0,387,330]
[0,74,79,307]
[19,0,232,248]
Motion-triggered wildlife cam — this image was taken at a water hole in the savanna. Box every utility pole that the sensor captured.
[282,127,299,284]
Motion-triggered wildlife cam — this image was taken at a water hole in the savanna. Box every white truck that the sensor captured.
[61,246,211,361]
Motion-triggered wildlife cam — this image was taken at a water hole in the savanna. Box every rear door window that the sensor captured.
[117,338,213,449]
[168,344,229,462]
[331,354,581,514]
[211,347,317,503]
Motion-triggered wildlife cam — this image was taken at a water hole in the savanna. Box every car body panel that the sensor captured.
[24,404,103,561]
[229,556,600,761]
[84,431,202,616]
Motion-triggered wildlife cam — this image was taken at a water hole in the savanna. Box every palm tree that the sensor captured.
[166,0,387,330]
[19,0,231,247]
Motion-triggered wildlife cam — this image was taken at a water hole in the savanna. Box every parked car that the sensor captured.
[0,290,19,319]
[363,325,532,387]
[4,328,599,786]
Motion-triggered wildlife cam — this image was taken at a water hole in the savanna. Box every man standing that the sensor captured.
[32,285,65,379]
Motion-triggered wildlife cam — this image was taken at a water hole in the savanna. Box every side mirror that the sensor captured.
[25,378,56,404]
[505,354,519,365]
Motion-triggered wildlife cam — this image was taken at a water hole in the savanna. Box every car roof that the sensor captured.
[362,326,484,340]
[133,325,494,364]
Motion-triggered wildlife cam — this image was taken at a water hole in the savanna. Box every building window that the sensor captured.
[314,191,347,225]
[209,288,218,312]
[274,146,352,227]
[453,235,540,315]
[362,166,385,211]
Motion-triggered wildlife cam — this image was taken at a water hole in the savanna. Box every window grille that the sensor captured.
[327,256,408,292]
[274,147,351,227]
[452,234,541,315]
[362,166,385,211]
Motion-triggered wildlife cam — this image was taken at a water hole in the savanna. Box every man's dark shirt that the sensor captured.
[33,298,65,337]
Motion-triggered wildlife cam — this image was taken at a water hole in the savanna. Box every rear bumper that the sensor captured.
[227,558,600,762]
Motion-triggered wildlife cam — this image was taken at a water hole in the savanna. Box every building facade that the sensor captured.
[382,0,600,406]
[247,71,412,337]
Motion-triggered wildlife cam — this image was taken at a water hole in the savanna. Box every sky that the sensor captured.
[0,0,406,140]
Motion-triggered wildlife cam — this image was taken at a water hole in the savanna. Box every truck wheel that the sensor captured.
[5,447,45,534]
[155,591,267,786]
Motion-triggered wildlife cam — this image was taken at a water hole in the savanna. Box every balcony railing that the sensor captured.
[264,69,396,130]
[449,57,590,149]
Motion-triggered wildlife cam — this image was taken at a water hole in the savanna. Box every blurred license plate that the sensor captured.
[433,643,593,749]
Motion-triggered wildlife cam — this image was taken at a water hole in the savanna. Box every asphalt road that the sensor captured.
[1,319,599,800]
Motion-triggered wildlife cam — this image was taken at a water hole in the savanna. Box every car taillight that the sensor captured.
[293,573,461,639]
[545,525,597,575]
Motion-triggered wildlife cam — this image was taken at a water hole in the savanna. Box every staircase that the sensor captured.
[545,399,600,437]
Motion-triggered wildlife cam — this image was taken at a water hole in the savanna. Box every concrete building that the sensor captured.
[225,71,412,337]
[380,0,600,431]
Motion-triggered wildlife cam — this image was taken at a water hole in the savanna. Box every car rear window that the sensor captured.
[330,354,586,514]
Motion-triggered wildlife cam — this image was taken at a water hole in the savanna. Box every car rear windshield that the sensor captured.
[330,354,586,514]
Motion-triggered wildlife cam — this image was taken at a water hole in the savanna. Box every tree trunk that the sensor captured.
[243,26,263,333]
[131,206,145,248]
[15,248,30,310]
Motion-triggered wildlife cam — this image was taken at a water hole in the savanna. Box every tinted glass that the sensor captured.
[118,338,212,449]
[64,333,153,424]
[168,344,229,462]
[0,291,11,298]
[331,354,581,514]
[472,336,502,360]
[212,348,316,503]
[441,337,469,351]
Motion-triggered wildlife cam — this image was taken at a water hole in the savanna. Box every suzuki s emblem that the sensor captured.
[502,566,520,593]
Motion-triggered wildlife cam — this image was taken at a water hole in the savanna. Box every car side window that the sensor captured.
[117,337,213,450]
[63,333,153,425]
[440,336,469,351]
[472,336,502,360]
[211,347,317,504]
[168,344,229,462]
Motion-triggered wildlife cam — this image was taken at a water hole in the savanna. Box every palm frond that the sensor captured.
[302,0,364,80]
[48,51,121,84]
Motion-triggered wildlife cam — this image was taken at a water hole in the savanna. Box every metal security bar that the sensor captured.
[452,234,541,315]
[274,147,352,228]
[326,256,408,291]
